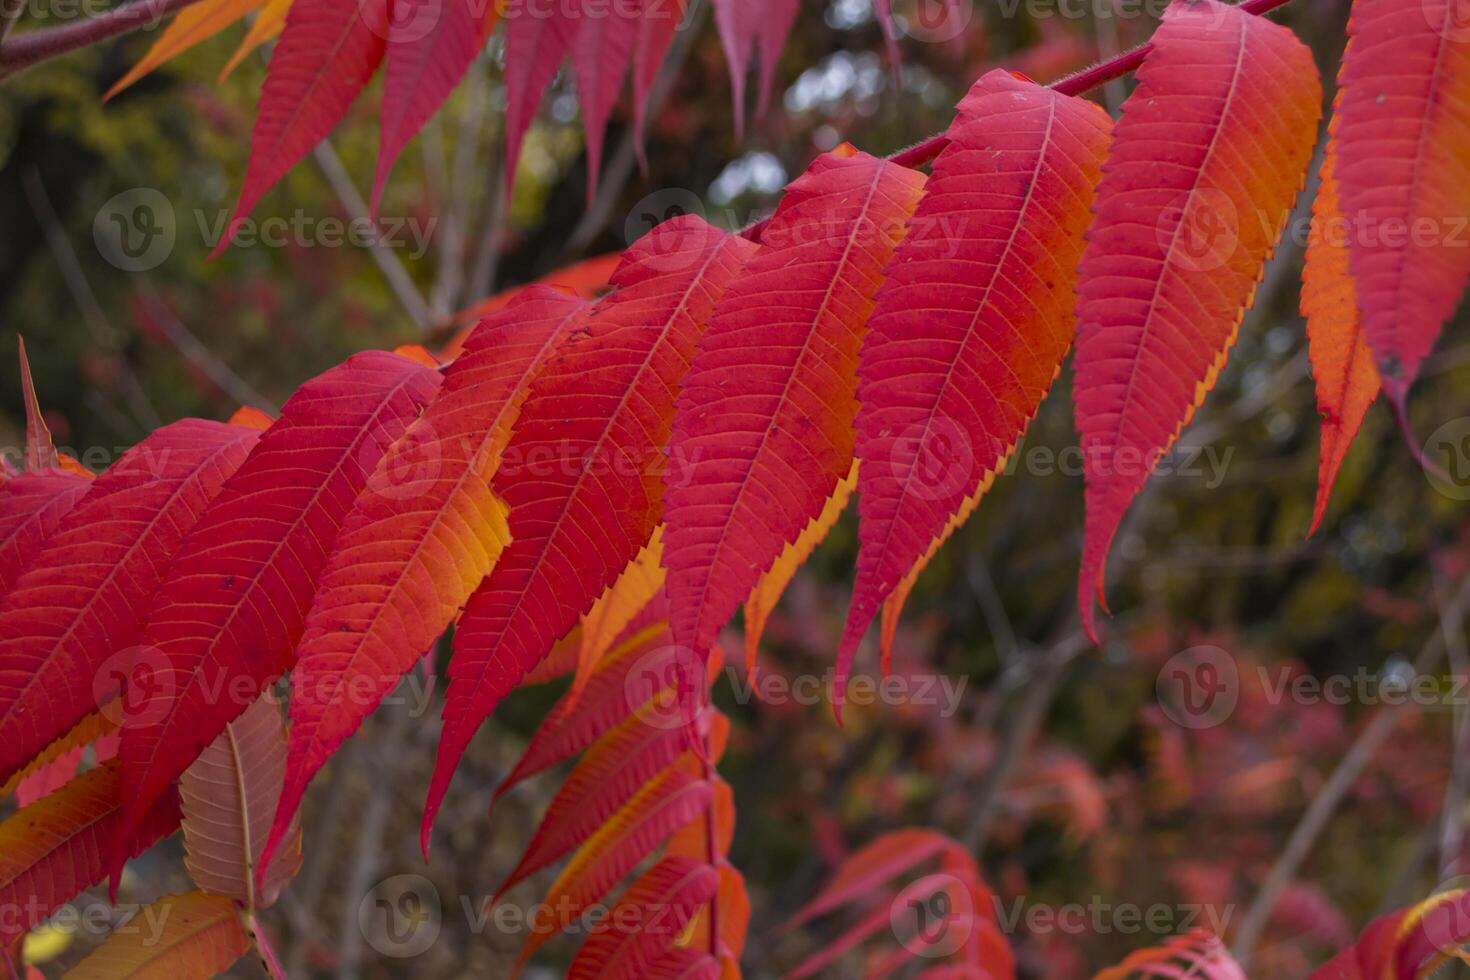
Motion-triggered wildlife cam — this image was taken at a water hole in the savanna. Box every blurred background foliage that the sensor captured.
[5,0,1470,976]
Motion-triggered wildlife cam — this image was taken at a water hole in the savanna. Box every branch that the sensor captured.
[0,0,208,79]
[311,139,433,331]
[1231,572,1470,963]
[741,0,1302,243]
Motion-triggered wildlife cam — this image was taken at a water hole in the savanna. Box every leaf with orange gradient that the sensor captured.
[0,761,180,946]
[565,856,719,980]
[61,892,250,980]
[1073,0,1320,640]
[563,526,668,712]
[1333,0,1470,430]
[443,253,621,354]
[105,0,267,99]
[426,216,756,852]
[1304,123,1379,536]
[220,0,292,79]
[0,470,91,594]
[180,693,302,909]
[0,419,261,791]
[742,463,855,676]
[259,288,588,882]
[0,712,116,800]
[786,828,1012,979]
[837,70,1111,693]
[515,766,713,969]
[665,150,924,667]
[492,619,676,805]
[1308,889,1470,979]
[1095,929,1245,979]
[114,351,440,874]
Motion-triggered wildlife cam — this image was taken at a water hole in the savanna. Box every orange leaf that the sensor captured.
[106,0,267,99]
[1073,0,1321,639]
[1303,114,1379,536]
[60,892,251,980]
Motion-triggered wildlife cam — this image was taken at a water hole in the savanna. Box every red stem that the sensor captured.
[0,0,207,78]
[743,0,1299,242]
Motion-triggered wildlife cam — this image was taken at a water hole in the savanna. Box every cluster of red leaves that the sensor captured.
[4,0,1470,973]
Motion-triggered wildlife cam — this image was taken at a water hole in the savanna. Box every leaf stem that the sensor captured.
[743,0,1301,242]
[0,0,207,79]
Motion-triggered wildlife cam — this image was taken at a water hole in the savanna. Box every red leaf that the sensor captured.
[492,618,673,802]
[1333,0,1470,424]
[754,0,799,117]
[1309,889,1470,979]
[1073,0,1320,640]
[566,856,719,979]
[712,0,755,133]
[0,419,261,791]
[494,711,690,897]
[502,0,578,197]
[1097,929,1245,979]
[632,0,687,166]
[0,470,91,594]
[514,766,712,969]
[838,70,1111,688]
[0,761,180,946]
[216,0,390,254]
[424,216,755,853]
[571,0,641,202]
[665,149,926,660]
[372,0,495,212]
[1303,118,1379,535]
[114,351,441,876]
[261,289,585,878]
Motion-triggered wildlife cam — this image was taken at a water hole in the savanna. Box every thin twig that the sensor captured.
[311,140,433,331]
[22,166,161,433]
[0,0,207,78]
[134,284,276,411]
[962,629,1091,851]
[1437,568,1470,876]
[466,138,507,304]
[1232,573,1470,963]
